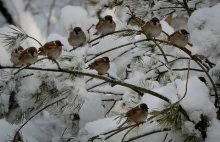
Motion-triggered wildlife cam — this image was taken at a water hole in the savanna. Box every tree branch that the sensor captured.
[124,128,170,142]
[0,66,170,103]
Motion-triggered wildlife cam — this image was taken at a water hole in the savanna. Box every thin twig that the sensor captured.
[183,0,191,16]
[27,36,43,46]
[154,39,218,107]
[163,133,168,142]
[12,95,68,141]
[121,126,136,142]
[86,39,150,63]
[88,29,139,44]
[105,101,117,116]
[124,128,171,142]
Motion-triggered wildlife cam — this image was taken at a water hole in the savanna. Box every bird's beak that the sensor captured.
[61,43,64,46]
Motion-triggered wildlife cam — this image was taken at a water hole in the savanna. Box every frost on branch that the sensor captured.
[0,1,220,142]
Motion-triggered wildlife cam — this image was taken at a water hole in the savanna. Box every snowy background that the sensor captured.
[0,0,220,142]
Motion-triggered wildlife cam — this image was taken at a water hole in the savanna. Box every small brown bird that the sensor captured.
[10,46,24,66]
[19,47,38,66]
[88,57,110,75]
[127,16,145,27]
[68,27,86,49]
[168,29,189,47]
[93,15,116,35]
[142,17,162,38]
[119,103,149,127]
[38,40,63,60]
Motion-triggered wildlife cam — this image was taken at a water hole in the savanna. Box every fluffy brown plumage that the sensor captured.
[168,29,189,47]
[19,47,38,66]
[125,103,149,123]
[88,57,110,75]
[10,46,24,66]
[119,103,149,127]
[38,40,63,60]
[94,15,116,35]
[142,17,162,38]
[127,16,145,27]
[68,27,86,49]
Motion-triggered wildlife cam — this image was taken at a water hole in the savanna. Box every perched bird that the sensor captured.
[10,46,24,66]
[119,103,149,127]
[127,16,145,27]
[68,27,86,49]
[88,57,110,75]
[168,29,189,47]
[38,40,63,60]
[93,15,116,35]
[141,17,162,38]
[19,47,38,66]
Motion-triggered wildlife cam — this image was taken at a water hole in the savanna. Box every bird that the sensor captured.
[119,103,149,127]
[68,27,86,50]
[141,17,162,38]
[38,40,63,60]
[88,57,110,75]
[168,29,189,47]
[10,46,24,67]
[93,15,116,35]
[19,47,38,66]
[127,15,145,27]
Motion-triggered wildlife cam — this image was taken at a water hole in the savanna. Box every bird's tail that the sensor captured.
[93,31,99,35]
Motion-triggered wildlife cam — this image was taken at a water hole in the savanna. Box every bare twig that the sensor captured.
[12,95,68,142]
[124,128,171,142]
[88,29,140,44]
[121,126,136,142]
[183,0,191,16]
[105,100,117,116]
[154,39,218,107]
[163,133,168,142]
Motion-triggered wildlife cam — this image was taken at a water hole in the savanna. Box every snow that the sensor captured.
[188,3,220,57]
[0,0,220,142]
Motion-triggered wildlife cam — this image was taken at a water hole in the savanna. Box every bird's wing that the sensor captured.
[96,19,105,29]
[19,49,29,60]
[126,106,143,117]
[168,32,180,41]
[89,57,108,68]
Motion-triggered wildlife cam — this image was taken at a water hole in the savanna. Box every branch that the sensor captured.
[159,68,203,74]
[124,128,170,142]
[13,57,61,75]
[183,0,191,16]
[0,66,170,103]
[88,29,140,44]
[154,39,218,107]
[12,95,68,141]
[86,39,150,63]
[105,100,117,116]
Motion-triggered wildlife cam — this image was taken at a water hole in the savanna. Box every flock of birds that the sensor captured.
[10,14,190,124]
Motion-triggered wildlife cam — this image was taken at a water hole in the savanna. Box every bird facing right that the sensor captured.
[38,40,63,60]
[125,103,149,124]
[68,27,86,49]
[141,17,162,38]
[168,29,189,47]
[94,15,116,35]
[88,57,110,75]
